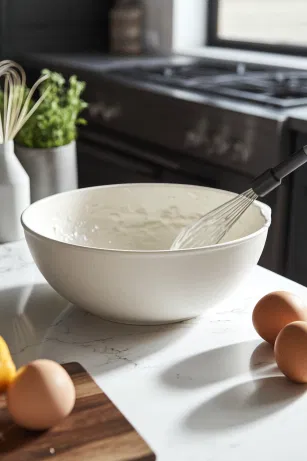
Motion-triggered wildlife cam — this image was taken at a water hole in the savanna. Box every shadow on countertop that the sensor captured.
[0,283,190,374]
[184,375,307,432]
[160,339,277,389]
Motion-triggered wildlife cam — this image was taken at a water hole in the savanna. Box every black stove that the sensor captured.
[108,60,307,108]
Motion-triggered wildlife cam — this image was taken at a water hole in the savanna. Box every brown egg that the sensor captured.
[252,291,307,345]
[275,321,307,383]
[6,359,76,431]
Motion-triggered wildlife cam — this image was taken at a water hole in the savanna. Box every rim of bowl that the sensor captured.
[21,183,272,256]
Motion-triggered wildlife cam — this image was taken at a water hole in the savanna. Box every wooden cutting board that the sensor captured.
[0,362,156,461]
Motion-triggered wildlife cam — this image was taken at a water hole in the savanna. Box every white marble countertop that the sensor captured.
[1,241,307,460]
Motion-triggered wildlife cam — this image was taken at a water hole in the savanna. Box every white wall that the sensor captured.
[144,0,208,53]
[172,0,207,50]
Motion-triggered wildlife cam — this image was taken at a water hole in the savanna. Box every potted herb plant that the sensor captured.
[14,69,88,203]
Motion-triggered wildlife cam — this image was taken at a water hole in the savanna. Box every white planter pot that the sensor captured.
[0,141,30,243]
[15,141,78,203]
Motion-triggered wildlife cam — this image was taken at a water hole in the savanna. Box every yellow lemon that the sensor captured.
[0,336,16,392]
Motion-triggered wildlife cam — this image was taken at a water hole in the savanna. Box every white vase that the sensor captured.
[0,140,30,243]
[15,141,78,203]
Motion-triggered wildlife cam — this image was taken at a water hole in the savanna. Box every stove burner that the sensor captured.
[148,65,225,78]
[108,60,307,108]
[270,74,306,98]
[213,72,307,107]
[113,60,265,84]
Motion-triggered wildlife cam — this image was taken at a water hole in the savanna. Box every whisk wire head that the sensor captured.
[171,188,258,250]
[0,60,49,143]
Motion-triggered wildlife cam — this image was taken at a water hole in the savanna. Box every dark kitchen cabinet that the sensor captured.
[160,169,204,186]
[0,0,113,58]
[76,137,215,189]
[77,140,162,188]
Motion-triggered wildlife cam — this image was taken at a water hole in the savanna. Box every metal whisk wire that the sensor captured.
[171,144,307,251]
[171,188,257,250]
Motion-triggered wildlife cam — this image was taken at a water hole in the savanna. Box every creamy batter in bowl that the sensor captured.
[21,183,271,324]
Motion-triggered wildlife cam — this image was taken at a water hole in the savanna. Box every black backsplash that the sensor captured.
[0,0,114,57]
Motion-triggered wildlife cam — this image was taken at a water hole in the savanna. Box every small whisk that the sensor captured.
[0,60,49,143]
[171,145,307,250]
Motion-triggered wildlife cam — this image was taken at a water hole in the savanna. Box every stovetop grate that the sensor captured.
[108,60,307,108]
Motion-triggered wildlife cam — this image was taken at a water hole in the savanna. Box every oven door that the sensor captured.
[77,138,162,187]
[76,129,207,188]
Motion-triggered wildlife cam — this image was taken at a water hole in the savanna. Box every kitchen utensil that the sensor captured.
[0,60,49,243]
[171,145,307,250]
[21,183,270,324]
[0,362,156,461]
[109,0,144,55]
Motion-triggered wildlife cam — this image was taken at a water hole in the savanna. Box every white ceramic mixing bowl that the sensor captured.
[21,183,271,325]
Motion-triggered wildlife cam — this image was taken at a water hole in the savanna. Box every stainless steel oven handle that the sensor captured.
[184,118,209,148]
[184,117,251,163]
[88,101,122,122]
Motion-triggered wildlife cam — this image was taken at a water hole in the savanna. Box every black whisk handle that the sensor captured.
[273,145,307,180]
[251,169,281,197]
[251,145,307,197]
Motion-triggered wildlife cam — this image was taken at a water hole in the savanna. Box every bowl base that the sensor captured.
[76,305,199,326]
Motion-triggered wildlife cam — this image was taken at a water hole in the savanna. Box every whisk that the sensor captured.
[0,60,49,143]
[171,145,307,250]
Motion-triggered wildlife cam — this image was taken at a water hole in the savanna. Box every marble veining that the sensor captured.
[1,240,307,460]
[0,242,33,274]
